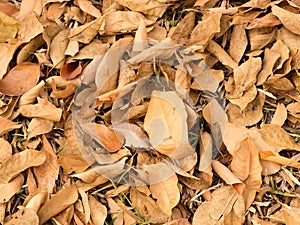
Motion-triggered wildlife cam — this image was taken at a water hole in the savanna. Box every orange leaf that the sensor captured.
[60,61,82,81]
[0,62,40,96]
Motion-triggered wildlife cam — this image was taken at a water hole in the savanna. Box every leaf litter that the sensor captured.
[1,0,300,224]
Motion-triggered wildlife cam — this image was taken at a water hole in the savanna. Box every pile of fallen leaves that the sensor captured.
[2,0,300,224]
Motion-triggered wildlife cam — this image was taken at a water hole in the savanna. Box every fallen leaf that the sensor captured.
[89,195,107,225]
[0,3,18,16]
[18,81,45,106]
[247,13,281,29]
[248,28,276,52]
[150,175,180,216]
[18,12,44,43]
[144,90,194,158]
[130,188,169,223]
[0,11,18,43]
[0,149,46,183]
[0,138,12,164]
[37,185,78,224]
[0,116,21,136]
[77,0,101,18]
[260,151,300,168]
[60,61,82,80]
[49,29,70,68]
[272,5,300,35]
[15,0,42,21]
[271,103,287,126]
[5,207,39,225]
[0,62,40,96]
[33,135,59,193]
[70,40,109,60]
[18,102,63,122]
[192,186,245,225]
[0,174,24,203]
[46,3,65,21]
[229,24,248,63]
[27,118,53,139]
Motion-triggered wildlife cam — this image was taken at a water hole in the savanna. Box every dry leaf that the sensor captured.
[18,81,45,106]
[5,207,39,225]
[150,175,180,216]
[130,188,169,223]
[0,138,12,163]
[0,11,18,43]
[18,13,44,43]
[33,135,59,193]
[0,40,22,79]
[260,151,300,169]
[117,0,168,17]
[229,24,248,63]
[18,102,63,122]
[0,62,40,96]
[0,3,18,16]
[144,90,194,158]
[77,0,101,18]
[192,186,245,225]
[0,149,46,183]
[27,118,53,139]
[15,0,42,21]
[38,185,78,224]
[259,124,300,152]
[212,160,245,195]
[89,195,107,225]
[170,12,195,45]
[271,103,287,126]
[49,29,70,68]
[60,61,82,80]
[272,5,300,35]
[0,174,24,203]
[0,116,21,136]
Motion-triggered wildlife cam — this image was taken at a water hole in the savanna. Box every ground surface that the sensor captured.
[0,0,300,224]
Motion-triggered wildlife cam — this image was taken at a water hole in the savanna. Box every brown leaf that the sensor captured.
[260,151,300,169]
[272,5,300,35]
[248,28,276,51]
[77,0,101,18]
[259,124,300,152]
[27,118,53,139]
[5,207,39,225]
[247,13,281,29]
[0,116,21,136]
[0,149,46,183]
[0,138,12,164]
[212,160,245,195]
[0,62,40,96]
[18,13,44,43]
[0,3,18,16]
[229,24,248,63]
[89,195,107,225]
[130,188,169,223]
[117,0,168,17]
[0,174,24,203]
[15,0,42,21]
[18,81,45,106]
[49,29,70,68]
[33,135,59,193]
[70,40,109,60]
[103,11,155,34]
[37,185,78,224]
[189,12,222,51]
[144,91,194,158]
[60,61,82,81]
[18,102,63,122]
[271,103,287,126]
[0,11,18,43]
[150,175,180,216]
[170,12,195,45]
[192,186,245,225]
[0,40,23,79]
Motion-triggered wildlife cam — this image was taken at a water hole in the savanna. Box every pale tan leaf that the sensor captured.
[229,24,248,63]
[0,174,23,203]
[5,207,39,225]
[37,185,78,224]
[150,175,180,216]
[248,28,276,51]
[18,81,45,106]
[0,138,12,164]
[228,85,257,111]
[0,149,46,183]
[272,5,300,35]
[18,102,62,122]
[130,188,169,223]
[18,13,44,43]
[271,103,287,126]
[89,195,107,225]
[247,13,281,29]
[212,160,245,195]
[133,19,148,52]
[260,151,300,169]
[33,135,59,193]
[189,13,221,51]
[15,0,42,20]
[27,118,53,139]
[64,40,79,56]
[144,90,194,158]
[78,188,90,224]
[49,29,70,68]
[117,0,168,17]
[103,11,155,34]
[282,205,300,225]
[0,116,21,136]
[46,3,65,21]
[77,0,101,18]
[69,17,104,44]
[259,124,300,152]
[0,62,40,96]
[207,40,238,69]
[192,186,245,225]
[70,40,109,60]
